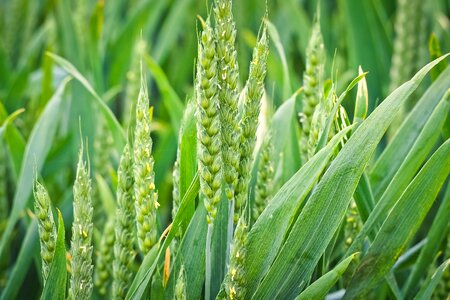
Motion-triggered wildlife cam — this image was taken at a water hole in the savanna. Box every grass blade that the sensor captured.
[294,253,359,300]
[244,126,353,296]
[413,259,450,300]
[0,220,38,300]
[370,67,450,198]
[344,138,450,298]
[47,52,125,150]
[0,77,70,260]
[403,182,450,297]
[252,55,448,299]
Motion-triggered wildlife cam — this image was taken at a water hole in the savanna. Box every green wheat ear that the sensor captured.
[94,216,115,296]
[112,143,136,299]
[299,17,325,163]
[124,39,147,129]
[175,265,187,300]
[219,216,249,300]
[33,179,57,284]
[307,86,336,159]
[134,62,159,254]
[196,17,222,224]
[214,0,241,203]
[252,133,275,222]
[69,144,94,300]
[235,24,269,222]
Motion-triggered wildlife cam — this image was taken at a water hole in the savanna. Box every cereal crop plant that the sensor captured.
[0,0,449,299]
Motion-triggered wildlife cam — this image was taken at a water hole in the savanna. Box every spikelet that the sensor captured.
[112,144,136,299]
[389,0,425,92]
[94,118,113,178]
[214,0,241,202]
[252,134,275,222]
[299,19,325,163]
[196,17,222,224]
[222,216,249,299]
[344,200,362,249]
[133,65,159,253]
[235,26,269,222]
[172,140,181,220]
[175,265,187,300]
[33,180,57,283]
[94,217,115,296]
[124,40,147,129]
[92,117,113,231]
[0,143,8,222]
[69,146,94,300]
[306,87,336,159]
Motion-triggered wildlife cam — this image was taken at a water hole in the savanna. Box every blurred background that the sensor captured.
[0,0,449,296]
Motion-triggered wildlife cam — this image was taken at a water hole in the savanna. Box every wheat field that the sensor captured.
[0,0,449,299]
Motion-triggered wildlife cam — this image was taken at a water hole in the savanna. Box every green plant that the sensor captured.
[0,0,449,299]
[69,145,94,300]
[33,180,56,283]
[134,67,159,254]
[112,143,136,299]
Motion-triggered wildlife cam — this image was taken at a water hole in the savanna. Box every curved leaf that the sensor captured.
[0,77,70,260]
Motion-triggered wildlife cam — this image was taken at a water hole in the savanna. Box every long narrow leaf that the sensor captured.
[295,253,359,300]
[0,78,70,260]
[245,126,353,296]
[252,55,448,299]
[344,138,450,298]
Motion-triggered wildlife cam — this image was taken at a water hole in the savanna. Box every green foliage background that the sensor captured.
[0,0,449,299]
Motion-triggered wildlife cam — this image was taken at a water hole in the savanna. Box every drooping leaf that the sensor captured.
[47,52,125,150]
[0,77,70,260]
